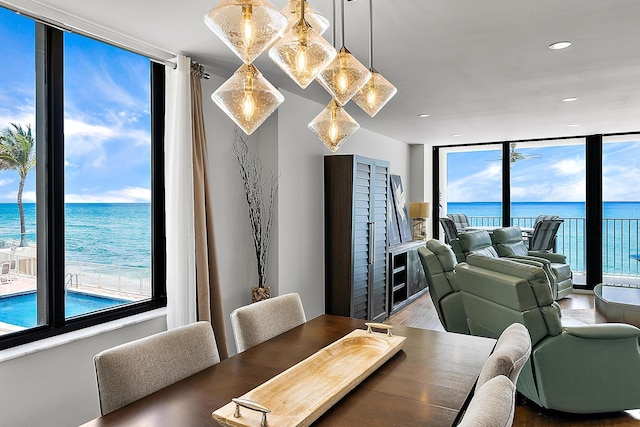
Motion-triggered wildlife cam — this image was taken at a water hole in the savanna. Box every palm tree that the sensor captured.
[0,123,36,247]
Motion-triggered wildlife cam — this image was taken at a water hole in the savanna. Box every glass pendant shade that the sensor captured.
[269,20,337,88]
[281,0,330,35]
[204,0,288,64]
[212,63,284,135]
[316,46,372,106]
[308,99,360,152]
[352,69,397,117]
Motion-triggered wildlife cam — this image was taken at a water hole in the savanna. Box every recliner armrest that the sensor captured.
[528,251,567,264]
[563,323,640,339]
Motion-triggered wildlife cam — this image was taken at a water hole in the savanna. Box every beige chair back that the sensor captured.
[458,375,516,427]
[94,321,220,415]
[476,322,532,392]
[231,293,306,353]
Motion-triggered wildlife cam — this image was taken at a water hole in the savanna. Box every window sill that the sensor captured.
[0,307,167,363]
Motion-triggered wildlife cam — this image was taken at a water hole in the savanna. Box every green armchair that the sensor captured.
[417,240,469,334]
[457,229,500,260]
[492,226,573,300]
[455,254,640,414]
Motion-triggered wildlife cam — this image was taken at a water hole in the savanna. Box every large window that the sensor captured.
[509,140,586,281]
[0,6,165,349]
[603,136,640,282]
[442,144,503,227]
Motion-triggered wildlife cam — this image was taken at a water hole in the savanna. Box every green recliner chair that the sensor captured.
[492,226,573,300]
[417,240,469,334]
[455,254,640,414]
[457,229,501,260]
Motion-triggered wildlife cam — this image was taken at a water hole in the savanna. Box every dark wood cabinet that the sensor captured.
[324,155,389,322]
[389,240,428,313]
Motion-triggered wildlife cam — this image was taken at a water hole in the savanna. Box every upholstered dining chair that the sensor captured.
[458,375,516,427]
[230,293,306,353]
[475,322,531,392]
[93,321,220,415]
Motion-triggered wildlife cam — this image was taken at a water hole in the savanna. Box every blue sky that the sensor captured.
[447,141,640,203]
[0,7,151,203]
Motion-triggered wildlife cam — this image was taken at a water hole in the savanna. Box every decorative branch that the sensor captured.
[231,126,278,288]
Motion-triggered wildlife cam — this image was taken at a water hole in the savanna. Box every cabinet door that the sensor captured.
[352,160,373,319]
[369,160,389,322]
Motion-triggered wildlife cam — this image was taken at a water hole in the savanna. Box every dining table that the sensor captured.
[81,314,496,427]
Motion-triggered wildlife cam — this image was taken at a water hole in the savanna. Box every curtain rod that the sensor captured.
[0,0,177,69]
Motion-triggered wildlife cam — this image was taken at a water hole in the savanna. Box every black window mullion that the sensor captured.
[585,134,603,289]
[37,24,65,327]
[151,62,167,301]
[432,146,440,240]
[502,143,510,227]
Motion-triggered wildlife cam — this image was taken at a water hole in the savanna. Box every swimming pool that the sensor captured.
[0,291,132,328]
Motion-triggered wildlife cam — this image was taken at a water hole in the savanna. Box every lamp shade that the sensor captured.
[205,0,288,64]
[352,69,397,117]
[308,99,359,152]
[212,63,284,135]
[269,20,337,88]
[281,0,330,35]
[409,202,431,219]
[316,46,372,106]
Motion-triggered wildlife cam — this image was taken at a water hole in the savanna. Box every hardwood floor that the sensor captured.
[387,291,640,426]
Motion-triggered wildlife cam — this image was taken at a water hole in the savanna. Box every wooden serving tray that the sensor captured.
[212,323,406,427]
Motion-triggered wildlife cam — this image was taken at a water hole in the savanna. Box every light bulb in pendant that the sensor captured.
[295,43,308,74]
[308,99,359,152]
[241,4,255,46]
[352,70,397,117]
[212,63,284,135]
[316,46,371,106]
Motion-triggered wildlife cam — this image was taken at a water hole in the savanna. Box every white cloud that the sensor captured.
[448,163,502,202]
[65,186,150,203]
[551,158,585,176]
[0,178,15,187]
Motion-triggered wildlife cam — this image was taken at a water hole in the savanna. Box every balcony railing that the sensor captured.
[467,216,640,278]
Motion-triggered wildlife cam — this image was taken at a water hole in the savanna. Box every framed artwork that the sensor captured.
[388,189,401,245]
[390,174,413,242]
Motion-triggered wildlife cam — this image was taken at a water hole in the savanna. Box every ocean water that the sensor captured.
[0,203,150,269]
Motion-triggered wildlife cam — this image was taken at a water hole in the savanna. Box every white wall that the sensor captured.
[274,89,412,319]
[0,314,166,427]
[0,75,416,427]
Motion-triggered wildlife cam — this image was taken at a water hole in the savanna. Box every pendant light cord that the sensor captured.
[368,0,374,69]
[340,0,345,48]
[332,0,337,48]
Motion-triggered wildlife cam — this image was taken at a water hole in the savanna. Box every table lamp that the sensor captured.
[409,202,431,240]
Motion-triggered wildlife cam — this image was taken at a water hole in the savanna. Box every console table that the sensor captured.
[594,283,640,328]
[389,240,428,313]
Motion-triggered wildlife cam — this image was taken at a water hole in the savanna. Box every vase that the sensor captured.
[251,285,271,303]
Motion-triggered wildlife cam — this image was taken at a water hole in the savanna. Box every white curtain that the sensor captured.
[164,55,196,328]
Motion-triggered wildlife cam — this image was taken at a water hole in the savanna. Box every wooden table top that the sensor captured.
[81,315,495,427]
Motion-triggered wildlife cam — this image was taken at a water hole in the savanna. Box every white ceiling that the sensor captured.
[6,0,640,145]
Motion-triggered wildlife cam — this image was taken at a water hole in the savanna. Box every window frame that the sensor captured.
[0,20,166,350]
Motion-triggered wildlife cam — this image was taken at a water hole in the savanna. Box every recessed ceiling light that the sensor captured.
[562,97,578,102]
[418,114,430,118]
[568,124,580,127]
[549,41,572,50]
[452,134,461,137]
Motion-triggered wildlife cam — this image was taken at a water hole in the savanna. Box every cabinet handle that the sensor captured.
[369,222,376,265]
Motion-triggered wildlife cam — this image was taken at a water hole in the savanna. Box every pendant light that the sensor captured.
[316,0,371,106]
[205,0,288,65]
[280,0,330,35]
[352,0,397,116]
[212,63,284,135]
[269,0,336,89]
[308,99,359,152]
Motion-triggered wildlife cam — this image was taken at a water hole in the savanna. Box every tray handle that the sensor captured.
[232,398,271,427]
[365,322,394,337]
